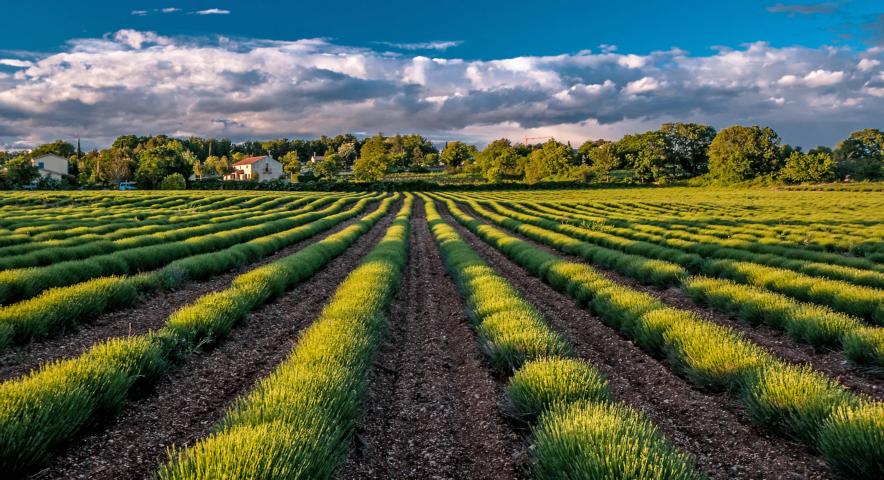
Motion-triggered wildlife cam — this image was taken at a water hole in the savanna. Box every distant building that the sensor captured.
[31,154,69,180]
[310,153,325,164]
[223,155,284,182]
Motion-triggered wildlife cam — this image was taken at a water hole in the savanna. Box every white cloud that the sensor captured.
[1,30,882,148]
[161,7,180,13]
[378,40,462,51]
[858,58,881,71]
[194,8,230,15]
[131,10,148,16]
[0,59,33,68]
[623,76,661,94]
[803,69,844,87]
[112,30,171,49]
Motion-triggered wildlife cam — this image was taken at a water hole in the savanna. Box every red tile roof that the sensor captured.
[233,155,267,166]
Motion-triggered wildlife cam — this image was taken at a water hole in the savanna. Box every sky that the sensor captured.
[0,0,883,149]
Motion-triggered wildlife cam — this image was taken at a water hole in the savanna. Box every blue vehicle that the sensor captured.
[119,181,138,191]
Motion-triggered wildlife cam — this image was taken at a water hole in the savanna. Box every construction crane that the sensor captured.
[523,136,552,145]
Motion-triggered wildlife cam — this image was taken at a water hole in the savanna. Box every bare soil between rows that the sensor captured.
[441,201,833,480]
[0,204,377,383]
[26,206,397,480]
[339,198,527,480]
[461,203,883,400]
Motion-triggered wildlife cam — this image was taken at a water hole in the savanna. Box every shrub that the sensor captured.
[532,401,704,480]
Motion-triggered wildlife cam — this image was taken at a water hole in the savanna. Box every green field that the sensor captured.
[0,187,881,479]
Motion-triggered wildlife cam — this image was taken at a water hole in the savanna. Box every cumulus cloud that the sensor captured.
[0,31,882,148]
[194,8,230,15]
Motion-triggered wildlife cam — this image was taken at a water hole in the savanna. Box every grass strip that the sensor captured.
[423,195,703,480]
[0,194,399,475]
[439,196,883,480]
[156,195,413,479]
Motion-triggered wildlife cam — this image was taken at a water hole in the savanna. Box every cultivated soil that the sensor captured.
[339,198,528,480]
[26,205,397,480]
[441,201,833,480]
[0,204,378,382]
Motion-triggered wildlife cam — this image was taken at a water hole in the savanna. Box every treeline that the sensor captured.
[1,125,882,189]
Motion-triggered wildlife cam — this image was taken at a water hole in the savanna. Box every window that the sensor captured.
[37,162,44,169]
[264,163,270,174]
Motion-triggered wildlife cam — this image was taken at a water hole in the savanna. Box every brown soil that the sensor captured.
[338,198,527,480]
[440,202,833,480]
[0,206,376,383]
[26,207,398,480]
[460,203,883,400]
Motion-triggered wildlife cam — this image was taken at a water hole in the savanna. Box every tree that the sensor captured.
[205,155,232,176]
[353,154,388,182]
[281,151,301,182]
[313,153,341,179]
[779,151,835,184]
[135,143,192,189]
[586,143,619,181]
[3,156,39,186]
[159,173,187,190]
[97,147,135,184]
[523,139,576,183]
[337,142,357,167]
[30,140,75,159]
[833,128,884,180]
[353,135,390,181]
[440,141,473,171]
[707,126,782,183]
[476,139,523,183]
[627,131,686,182]
[659,123,716,176]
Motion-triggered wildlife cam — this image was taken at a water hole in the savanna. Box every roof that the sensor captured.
[233,155,269,166]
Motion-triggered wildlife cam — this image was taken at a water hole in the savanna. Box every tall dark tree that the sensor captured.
[659,123,716,176]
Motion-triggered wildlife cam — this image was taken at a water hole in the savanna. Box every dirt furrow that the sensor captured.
[440,202,832,480]
[27,207,397,480]
[459,203,884,400]
[338,198,527,480]
[0,205,377,382]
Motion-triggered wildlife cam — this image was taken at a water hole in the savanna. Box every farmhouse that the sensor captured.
[31,154,69,180]
[223,155,284,182]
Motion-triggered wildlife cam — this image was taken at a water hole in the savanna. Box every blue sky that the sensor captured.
[0,1,882,148]
[3,1,882,58]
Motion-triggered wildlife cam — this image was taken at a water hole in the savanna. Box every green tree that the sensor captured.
[135,143,192,189]
[586,143,619,181]
[779,151,836,184]
[352,155,388,181]
[353,135,390,181]
[629,131,686,182]
[337,142,357,166]
[3,156,39,186]
[30,140,75,159]
[659,123,716,176]
[523,139,576,183]
[440,141,473,171]
[205,155,232,176]
[313,153,341,179]
[707,125,782,183]
[476,139,523,183]
[281,151,301,182]
[833,128,884,180]
[159,173,187,190]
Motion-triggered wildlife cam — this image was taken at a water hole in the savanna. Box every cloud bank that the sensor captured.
[0,30,882,148]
